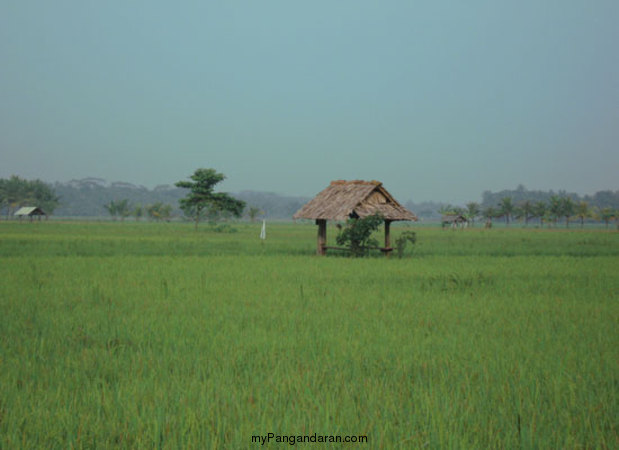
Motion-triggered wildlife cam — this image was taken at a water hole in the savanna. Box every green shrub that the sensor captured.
[395,231,417,258]
[336,214,383,257]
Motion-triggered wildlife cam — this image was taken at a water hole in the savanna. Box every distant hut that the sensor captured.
[14,206,47,222]
[441,213,468,229]
[293,180,417,255]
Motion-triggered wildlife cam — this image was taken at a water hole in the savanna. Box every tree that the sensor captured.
[482,206,497,227]
[465,202,481,227]
[3,176,26,218]
[103,199,130,221]
[175,169,245,230]
[533,201,547,226]
[104,200,119,220]
[560,197,575,228]
[575,201,589,228]
[116,199,131,221]
[146,202,173,222]
[548,196,563,227]
[28,179,60,214]
[517,200,534,226]
[133,204,144,221]
[247,206,262,223]
[600,207,615,229]
[498,197,515,226]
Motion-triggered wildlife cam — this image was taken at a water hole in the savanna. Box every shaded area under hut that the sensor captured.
[293,180,417,255]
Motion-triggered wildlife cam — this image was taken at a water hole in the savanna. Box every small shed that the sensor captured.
[293,180,417,255]
[441,214,468,228]
[14,206,47,221]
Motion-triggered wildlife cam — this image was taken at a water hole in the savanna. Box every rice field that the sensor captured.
[0,221,617,448]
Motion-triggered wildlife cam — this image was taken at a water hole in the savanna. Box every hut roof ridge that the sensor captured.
[330,179,381,186]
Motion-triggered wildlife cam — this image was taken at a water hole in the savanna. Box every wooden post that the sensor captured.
[316,219,327,255]
[384,219,392,257]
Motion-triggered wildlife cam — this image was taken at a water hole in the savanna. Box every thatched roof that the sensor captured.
[293,180,417,222]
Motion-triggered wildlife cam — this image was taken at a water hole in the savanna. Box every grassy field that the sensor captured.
[0,221,617,448]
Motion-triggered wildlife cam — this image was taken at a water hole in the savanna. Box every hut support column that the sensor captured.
[384,220,392,257]
[316,219,327,255]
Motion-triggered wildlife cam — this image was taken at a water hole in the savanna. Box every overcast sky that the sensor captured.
[1,1,617,203]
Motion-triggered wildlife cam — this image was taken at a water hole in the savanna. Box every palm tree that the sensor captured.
[533,201,547,226]
[483,206,497,228]
[561,197,575,228]
[518,200,534,227]
[498,197,515,226]
[548,196,562,227]
[104,201,118,220]
[116,199,131,221]
[466,202,481,227]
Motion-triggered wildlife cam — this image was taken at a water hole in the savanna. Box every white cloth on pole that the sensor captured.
[260,220,266,240]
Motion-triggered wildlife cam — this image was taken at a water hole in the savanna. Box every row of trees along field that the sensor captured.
[441,185,619,228]
[2,175,618,227]
[0,176,60,218]
[103,200,174,222]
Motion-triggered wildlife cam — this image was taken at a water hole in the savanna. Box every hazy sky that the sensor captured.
[1,1,617,203]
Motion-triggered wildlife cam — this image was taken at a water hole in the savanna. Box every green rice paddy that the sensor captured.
[0,222,617,448]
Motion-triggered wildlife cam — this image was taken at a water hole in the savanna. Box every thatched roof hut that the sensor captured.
[293,180,417,255]
[441,214,468,228]
[293,180,417,222]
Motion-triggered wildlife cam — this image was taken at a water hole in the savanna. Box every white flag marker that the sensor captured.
[260,220,266,240]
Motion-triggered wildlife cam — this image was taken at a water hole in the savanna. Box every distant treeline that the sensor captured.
[52,178,186,217]
[1,177,617,223]
[436,185,619,228]
[481,184,619,210]
[0,177,310,220]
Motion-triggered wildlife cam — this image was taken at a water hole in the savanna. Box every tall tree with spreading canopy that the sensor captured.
[175,168,245,230]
